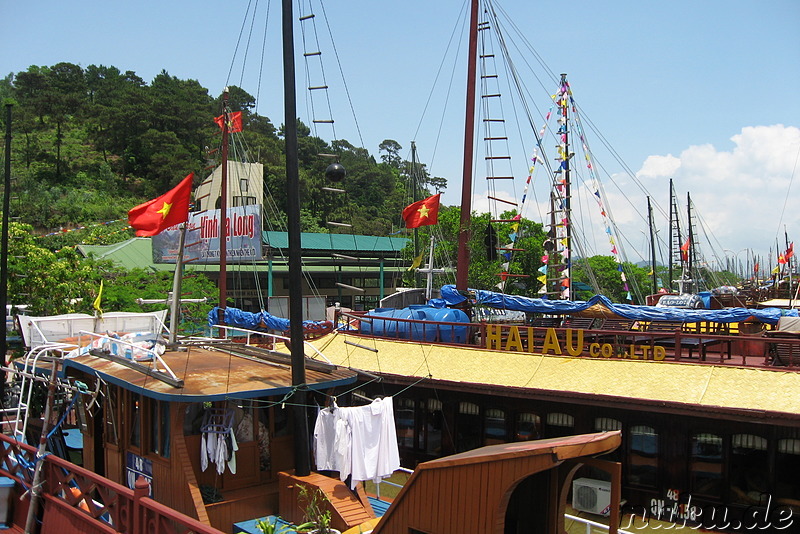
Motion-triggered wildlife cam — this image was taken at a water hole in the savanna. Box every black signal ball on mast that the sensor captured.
[325,162,346,182]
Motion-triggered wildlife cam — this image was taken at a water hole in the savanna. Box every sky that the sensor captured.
[2,0,799,271]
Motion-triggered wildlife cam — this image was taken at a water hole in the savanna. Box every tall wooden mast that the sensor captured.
[455,0,479,291]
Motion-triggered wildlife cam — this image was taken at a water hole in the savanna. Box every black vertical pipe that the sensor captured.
[0,104,11,404]
[647,196,657,295]
[282,0,310,476]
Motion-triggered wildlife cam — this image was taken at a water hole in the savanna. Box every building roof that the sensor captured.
[262,231,408,256]
[78,232,410,271]
[311,333,800,421]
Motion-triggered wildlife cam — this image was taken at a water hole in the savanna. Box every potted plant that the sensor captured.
[297,484,340,534]
[254,517,292,534]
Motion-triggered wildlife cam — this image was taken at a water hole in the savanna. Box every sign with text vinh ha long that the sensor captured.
[152,204,264,263]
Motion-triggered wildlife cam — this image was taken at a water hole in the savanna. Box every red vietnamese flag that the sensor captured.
[402,194,440,229]
[785,242,794,260]
[680,237,690,261]
[214,111,243,133]
[128,173,194,236]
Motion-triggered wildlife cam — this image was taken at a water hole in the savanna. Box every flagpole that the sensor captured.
[217,90,229,329]
[0,103,12,405]
[168,224,187,346]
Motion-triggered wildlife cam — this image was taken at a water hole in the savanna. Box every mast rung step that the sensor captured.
[327,221,352,227]
[344,339,378,353]
[484,137,507,141]
[485,156,511,160]
[299,14,315,20]
[304,51,322,57]
[487,196,517,206]
[313,119,334,124]
[321,187,345,193]
[482,94,501,98]
[486,176,514,180]
[482,75,498,79]
[478,22,490,30]
[184,240,202,248]
[490,219,519,223]
[336,282,365,292]
[496,273,530,278]
[308,85,329,90]
[483,118,505,122]
[480,54,495,58]
[496,247,525,251]
[333,253,359,261]
[318,153,338,158]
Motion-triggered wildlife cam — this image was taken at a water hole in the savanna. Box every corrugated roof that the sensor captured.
[310,333,800,418]
[78,234,410,271]
[262,231,408,254]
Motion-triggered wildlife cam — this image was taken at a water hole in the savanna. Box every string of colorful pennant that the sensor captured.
[569,94,631,300]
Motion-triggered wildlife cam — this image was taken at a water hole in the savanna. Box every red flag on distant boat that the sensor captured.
[785,242,794,260]
[214,111,243,133]
[680,237,690,261]
[402,194,440,229]
[128,173,194,236]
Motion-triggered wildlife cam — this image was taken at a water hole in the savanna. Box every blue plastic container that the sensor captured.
[361,306,469,343]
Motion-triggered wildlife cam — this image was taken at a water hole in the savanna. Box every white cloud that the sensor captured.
[623,124,800,263]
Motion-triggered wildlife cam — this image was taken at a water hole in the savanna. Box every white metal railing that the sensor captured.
[565,513,635,534]
[373,467,414,500]
[208,324,333,364]
[75,331,179,382]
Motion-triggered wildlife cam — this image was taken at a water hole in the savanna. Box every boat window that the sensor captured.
[514,413,541,441]
[484,408,506,446]
[628,425,658,488]
[776,439,800,502]
[730,433,768,505]
[594,417,622,431]
[148,399,170,458]
[129,392,141,449]
[689,432,723,497]
[594,418,623,462]
[545,412,574,438]
[419,398,443,455]
[456,403,481,452]
[104,386,118,446]
[395,398,416,449]
[183,403,205,435]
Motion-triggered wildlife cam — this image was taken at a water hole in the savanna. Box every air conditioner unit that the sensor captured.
[572,478,612,516]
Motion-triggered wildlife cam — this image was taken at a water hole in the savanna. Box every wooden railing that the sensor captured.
[345,313,797,369]
[0,432,224,534]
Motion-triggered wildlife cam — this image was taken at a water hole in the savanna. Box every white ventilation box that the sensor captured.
[572,477,612,516]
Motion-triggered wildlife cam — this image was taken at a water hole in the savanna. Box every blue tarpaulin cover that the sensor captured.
[437,285,797,325]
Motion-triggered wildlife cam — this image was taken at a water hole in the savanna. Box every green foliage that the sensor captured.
[572,255,652,303]
[417,206,547,294]
[254,517,292,534]
[6,222,101,315]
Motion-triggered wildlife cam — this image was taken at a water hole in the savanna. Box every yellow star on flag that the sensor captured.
[417,205,430,219]
[156,201,172,219]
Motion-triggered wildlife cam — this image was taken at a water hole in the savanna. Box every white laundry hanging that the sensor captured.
[313,397,400,489]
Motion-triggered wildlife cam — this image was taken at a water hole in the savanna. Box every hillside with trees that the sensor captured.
[0,62,654,318]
